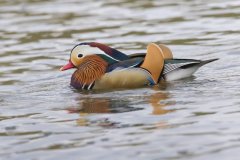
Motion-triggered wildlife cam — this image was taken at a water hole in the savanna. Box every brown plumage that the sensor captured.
[71,55,108,89]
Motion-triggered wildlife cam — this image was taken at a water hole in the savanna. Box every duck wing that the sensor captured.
[128,53,146,58]
[106,57,144,72]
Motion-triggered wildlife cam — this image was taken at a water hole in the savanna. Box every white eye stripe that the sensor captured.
[71,45,119,61]
[72,45,104,56]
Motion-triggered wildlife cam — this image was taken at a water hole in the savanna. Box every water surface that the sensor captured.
[1,0,240,160]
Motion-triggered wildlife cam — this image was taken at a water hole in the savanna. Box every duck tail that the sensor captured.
[200,58,219,66]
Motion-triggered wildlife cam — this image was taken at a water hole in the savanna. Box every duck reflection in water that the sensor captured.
[67,96,143,126]
[66,89,176,126]
[68,97,143,114]
[150,86,176,115]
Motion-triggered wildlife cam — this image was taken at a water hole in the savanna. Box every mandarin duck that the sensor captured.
[60,42,218,90]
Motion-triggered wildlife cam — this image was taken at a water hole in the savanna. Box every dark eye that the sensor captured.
[78,54,83,58]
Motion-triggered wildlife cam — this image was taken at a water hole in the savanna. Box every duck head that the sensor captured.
[60,42,129,71]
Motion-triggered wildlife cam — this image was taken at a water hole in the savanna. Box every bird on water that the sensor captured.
[60,42,218,90]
